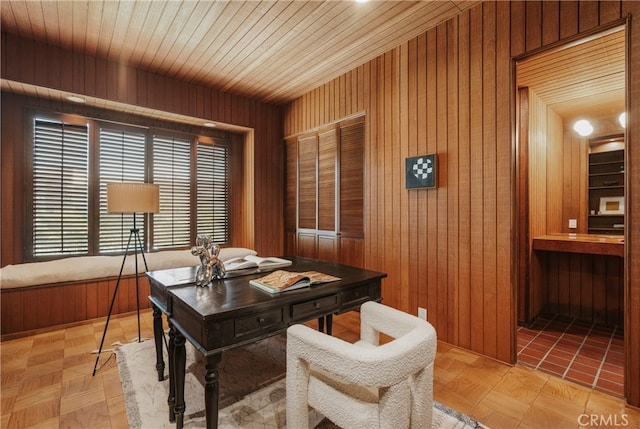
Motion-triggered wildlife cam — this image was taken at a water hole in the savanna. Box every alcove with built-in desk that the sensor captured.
[531,233,624,326]
[528,134,625,327]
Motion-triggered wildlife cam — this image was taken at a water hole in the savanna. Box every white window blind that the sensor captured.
[98,127,146,253]
[197,142,229,244]
[32,119,89,257]
[152,134,192,249]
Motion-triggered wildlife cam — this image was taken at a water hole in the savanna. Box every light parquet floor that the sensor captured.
[1,309,639,429]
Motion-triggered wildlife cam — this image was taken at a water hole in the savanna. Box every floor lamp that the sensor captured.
[92,182,159,376]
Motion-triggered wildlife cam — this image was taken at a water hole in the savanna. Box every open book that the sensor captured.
[249,270,341,294]
[224,255,292,272]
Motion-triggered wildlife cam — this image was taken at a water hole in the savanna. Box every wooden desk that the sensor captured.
[147,257,386,429]
[532,233,624,257]
[530,233,624,326]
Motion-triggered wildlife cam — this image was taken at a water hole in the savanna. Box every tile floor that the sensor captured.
[517,313,624,398]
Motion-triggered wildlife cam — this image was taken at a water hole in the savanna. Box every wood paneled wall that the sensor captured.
[283,0,640,406]
[538,251,623,326]
[1,275,150,339]
[0,33,284,265]
[560,130,589,233]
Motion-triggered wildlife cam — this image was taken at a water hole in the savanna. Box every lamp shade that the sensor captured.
[107,182,159,214]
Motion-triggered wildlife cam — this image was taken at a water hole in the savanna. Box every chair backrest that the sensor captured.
[286,302,437,429]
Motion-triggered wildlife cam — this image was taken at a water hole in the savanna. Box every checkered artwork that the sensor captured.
[405,154,437,189]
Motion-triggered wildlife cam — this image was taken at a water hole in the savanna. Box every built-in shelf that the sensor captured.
[588,144,624,235]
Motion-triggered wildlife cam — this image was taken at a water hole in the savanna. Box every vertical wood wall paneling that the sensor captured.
[391,47,403,312]
[542,1,560,46]
[544,108,560,232]
[496,0,513,361]
[415,32,429,327]
[623,0,640,407]
[541,251,622,326]
[436,22,449,342]
[528,91,548,320]
[0,95,19,264]
[516,88,531,323]
[0,276,152,337]
[383,50,396,310]
[482,1,498,358]
[468,4,484,354]
[457,11,472,350]
[446,18,459,343]
[425,29,439,335]
[364,59,376,269]
[510,1,526,57]
[546,110,563,234]
[407,37,419,315]
[399,42,410,315]
[525,1,543,52]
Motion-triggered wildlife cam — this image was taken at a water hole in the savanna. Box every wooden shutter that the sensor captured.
[298,133,317,230]
[318,125,338,232]
[285,137,298,232]
[339,118,364,238]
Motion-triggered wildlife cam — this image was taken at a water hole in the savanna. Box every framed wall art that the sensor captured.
[405,154,437,189]
[599,196,624,215]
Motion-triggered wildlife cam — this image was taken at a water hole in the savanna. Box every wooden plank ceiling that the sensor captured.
[1,0,479,106]
[516,27,625,131]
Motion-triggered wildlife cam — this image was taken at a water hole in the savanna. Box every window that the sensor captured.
[32,118,89,257]
[152,134,192,249]
[29,112,231,260]
[99,126,147,254]
[197,141,229,243]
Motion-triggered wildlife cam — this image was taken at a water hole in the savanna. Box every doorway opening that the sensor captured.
[514,26,626,398]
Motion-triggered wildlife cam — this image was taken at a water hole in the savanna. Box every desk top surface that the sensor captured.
[147,256,387,318]
[532,233,624,257]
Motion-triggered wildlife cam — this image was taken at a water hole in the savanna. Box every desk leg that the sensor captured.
[317,315,333,335]
[152,305,165,382]
[204,354,222,429]
[167,323,176,423]
[173,330,187,429]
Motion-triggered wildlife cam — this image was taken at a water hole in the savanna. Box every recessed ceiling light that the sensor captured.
[355,0,368,3]
[66,95,85,103]
[203,122,217,128]
[573,119,593,137]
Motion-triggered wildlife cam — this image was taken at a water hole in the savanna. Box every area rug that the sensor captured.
[116,336,485,428]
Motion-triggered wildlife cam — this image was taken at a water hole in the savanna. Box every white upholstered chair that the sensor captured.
[286,301,437,429]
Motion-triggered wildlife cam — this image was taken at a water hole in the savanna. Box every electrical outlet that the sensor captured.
[569,219,577,229]
[418,307,427,320]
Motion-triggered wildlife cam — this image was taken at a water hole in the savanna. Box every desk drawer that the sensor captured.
[341,284,370,307]
[234,308,284,338]
[291,295,339,320]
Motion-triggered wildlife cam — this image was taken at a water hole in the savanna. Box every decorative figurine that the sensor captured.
[191,235,226,286]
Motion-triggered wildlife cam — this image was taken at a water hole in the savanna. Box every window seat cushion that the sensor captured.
[0,247,257,289]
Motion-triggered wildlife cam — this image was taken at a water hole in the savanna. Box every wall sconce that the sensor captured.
[573,119,593,137]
